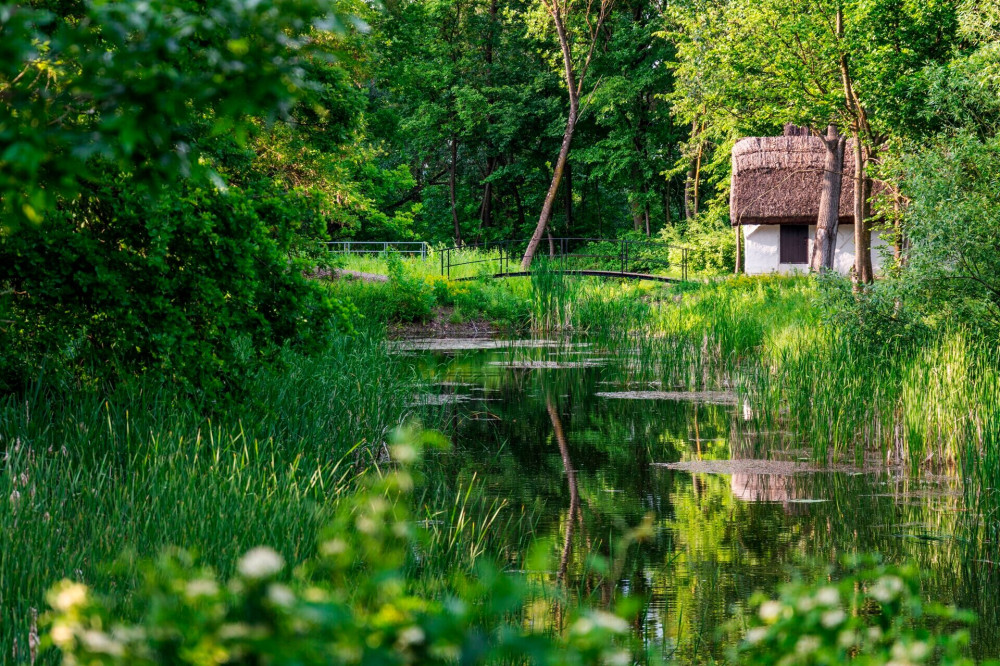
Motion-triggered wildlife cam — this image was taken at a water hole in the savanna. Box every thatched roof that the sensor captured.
[730,135,857,226]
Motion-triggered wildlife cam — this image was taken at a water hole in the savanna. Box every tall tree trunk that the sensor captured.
[480,156,496,231]
[449,136,462,246]
[563,160,573,233]
[520,0,609,269]
[643,183,651,236]
[662,181,671,227]
[520,7,580,270]
[684,168,694,221]
[692,137,703,217]
[893,195,904,263]
[810,125,846,272]
[852,133,873,283]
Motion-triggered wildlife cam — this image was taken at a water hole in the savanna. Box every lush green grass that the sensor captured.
[332,260,1000,552]
[0,333,416,661]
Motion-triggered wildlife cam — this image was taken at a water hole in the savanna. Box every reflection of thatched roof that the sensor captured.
[730,136,857,226]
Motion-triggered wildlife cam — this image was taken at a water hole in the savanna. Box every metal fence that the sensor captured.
[438,237,688,281]
[325,241,431,259]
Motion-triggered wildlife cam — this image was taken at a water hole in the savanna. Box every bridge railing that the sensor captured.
[325,241,431,259]
[439,237,688,281]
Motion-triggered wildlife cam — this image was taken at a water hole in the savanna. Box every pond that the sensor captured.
[398,337,998,662]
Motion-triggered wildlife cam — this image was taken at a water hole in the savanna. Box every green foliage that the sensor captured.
[385,252,437,322]
[1,182,351,393]
[42,428,643,666]
[733,556,982,666]
[816,273,930,351]
[0,0,366,392]
[0,333,413,660]
[0,0,350,229]
[893,133,1000,332]
[659,211,735,275]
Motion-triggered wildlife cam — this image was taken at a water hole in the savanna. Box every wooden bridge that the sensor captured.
[440,238,689,282]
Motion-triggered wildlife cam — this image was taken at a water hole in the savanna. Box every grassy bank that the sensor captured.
[333,256,999,553]
[338,252,997,475]
[0,333,414,660]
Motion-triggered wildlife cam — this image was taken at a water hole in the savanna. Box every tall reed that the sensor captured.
[0,332,414,662]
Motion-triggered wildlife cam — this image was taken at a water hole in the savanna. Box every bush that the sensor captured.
[816,273,930,352]
[658,209,736,276]
[42,428,643,666]
[0,183,351,393]
[385,252,437,322]
[733,556,982,666]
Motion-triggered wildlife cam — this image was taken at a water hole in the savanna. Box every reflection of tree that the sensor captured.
[548,397,580,584]
[411,345,998,659]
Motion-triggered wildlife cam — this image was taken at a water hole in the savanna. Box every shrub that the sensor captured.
[0,183,351,393]
[816,273,930,352]
[733,556,982,666]
[42,428,643,666]
[659,209,736,276]
[385,252,437,322]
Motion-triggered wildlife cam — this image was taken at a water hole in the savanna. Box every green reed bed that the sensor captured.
[0,333,414,661]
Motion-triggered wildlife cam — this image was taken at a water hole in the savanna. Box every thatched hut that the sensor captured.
[730,130,884,275]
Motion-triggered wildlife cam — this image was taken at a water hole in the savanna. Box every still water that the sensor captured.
[398,338,997,661]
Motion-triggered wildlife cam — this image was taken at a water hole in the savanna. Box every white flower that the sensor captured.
[571,618,595,635]
[821,609,846,628]
[356,516,377,534]
[746,627,769,644]
[815,587,840,606]
[267,583,296,607]
[795,635,821,654]
[590,610,629,634]
[237,547,284,579]
[80,630,123,656]
[892,640,930,662]
[758,600,783,624]
[871,576,904,603]
[185,579,219,598]
[50,623,75,646]
[602,648,631,666]
[52,582,89,612]
[9,489,21,506]
[397,626,425,647]
[390,444,418,464]
[320,538,348,556]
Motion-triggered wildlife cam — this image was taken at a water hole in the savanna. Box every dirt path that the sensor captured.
[312,268,389,282]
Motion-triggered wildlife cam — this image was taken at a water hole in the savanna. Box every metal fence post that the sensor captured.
[440,248,444,277]
[447,248,451,280]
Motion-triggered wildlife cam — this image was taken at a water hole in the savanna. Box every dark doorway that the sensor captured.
[779,225,809,264]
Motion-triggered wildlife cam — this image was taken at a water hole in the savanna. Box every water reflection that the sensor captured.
[401,338,998,661]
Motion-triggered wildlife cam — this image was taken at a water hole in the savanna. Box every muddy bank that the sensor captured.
[389,307,501,339]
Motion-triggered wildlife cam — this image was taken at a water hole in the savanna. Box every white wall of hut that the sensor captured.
[743,224,887,275]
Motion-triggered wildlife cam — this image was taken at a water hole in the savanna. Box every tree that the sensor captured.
[812,125,847,272]
[0,1,362,390]
[668,0,959,281]
[520,0,614,269]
